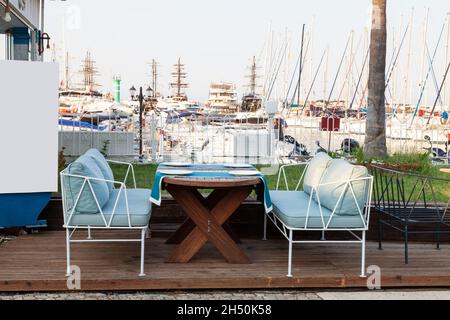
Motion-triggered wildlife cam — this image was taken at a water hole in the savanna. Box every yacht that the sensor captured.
[205,82,238,114]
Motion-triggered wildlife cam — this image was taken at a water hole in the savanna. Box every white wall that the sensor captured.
[59,131,135,157]
[0,60,59,194]
[9,0,41,28]
[0,34,5,60]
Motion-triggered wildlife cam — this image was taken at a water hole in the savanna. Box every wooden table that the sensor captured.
[162,176,262,264]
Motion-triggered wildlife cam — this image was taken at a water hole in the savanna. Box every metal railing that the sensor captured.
[371,164,450,263]
[59,111,450,164]
[154,113,448,163]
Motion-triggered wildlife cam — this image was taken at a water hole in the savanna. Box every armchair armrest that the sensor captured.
[60,171,130,227]
[107,160,137,188]
[276,162,310,191]
[61,172,127,188]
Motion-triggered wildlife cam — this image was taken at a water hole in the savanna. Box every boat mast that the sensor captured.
[404,7,414,111]
[346,30,355,111]
[262,22,271,100]
[242,56,262,112]
[323,45,329,113]
[411,21,446,126]
[283,26,311,112]
[332,31,363,114]
[420,8,430,106]
[170,58,188,100]
[324,33,351,112]
[362,27,369,108]
[64,51,70,90]
[426,42,445,107]
[309,16,315,102]
[350,47,370,111]
[262,25,274,102]
[303,49,327,112]
[249,56,258,95]
[427,60,450,125]
[297,24,306,107]
[385,23,409,91]
[266,41,288,101]
[445,13,450,110]
[392,16,403,113]
[283,28,289,103]
[79,51,99,92]
[151,59,158,98]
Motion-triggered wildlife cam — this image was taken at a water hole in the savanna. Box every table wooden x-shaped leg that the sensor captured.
[165,185,252,264]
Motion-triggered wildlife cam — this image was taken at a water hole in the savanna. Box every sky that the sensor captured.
[43,0,450,104]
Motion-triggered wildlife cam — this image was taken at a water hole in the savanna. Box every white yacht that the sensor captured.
[205,82,238,114]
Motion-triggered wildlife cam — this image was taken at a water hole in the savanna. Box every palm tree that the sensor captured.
[365,0,388,157]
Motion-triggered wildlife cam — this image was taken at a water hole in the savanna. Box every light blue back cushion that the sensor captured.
[66,155,110,214]
[303,152,332,195]
[85,149,114,192]
[316,159,369,216]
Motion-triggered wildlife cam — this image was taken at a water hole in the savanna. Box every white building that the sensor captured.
[1,0,60,229]
[0,0,46,61]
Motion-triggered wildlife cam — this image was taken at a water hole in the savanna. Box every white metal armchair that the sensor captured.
[265,153,373,277]
[60,149,152,277]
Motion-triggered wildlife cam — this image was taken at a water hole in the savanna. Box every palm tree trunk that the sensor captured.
[365,0,388,157]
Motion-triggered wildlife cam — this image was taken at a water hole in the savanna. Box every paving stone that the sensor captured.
[1,290,449,300]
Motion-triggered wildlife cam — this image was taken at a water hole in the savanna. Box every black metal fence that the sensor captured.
[371,165,450,263]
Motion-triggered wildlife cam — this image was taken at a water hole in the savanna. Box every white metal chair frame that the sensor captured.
[264,162,374,278]
[60,160,149,277]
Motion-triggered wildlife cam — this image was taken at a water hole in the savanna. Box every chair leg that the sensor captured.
[404,228,409,264]
[378,216,383,250]
[87,226,92,240]
[287,229,293,278]
[65,228,71,277]
[145,227,151,239]
[139,228,146,277]
[360,231,366,278]
[263,213,268,241]
[321,231,326,241]
[436,224,441,250]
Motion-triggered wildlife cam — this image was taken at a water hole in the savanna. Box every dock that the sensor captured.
[1,230,450,292]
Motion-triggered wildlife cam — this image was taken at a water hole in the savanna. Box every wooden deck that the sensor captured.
[1,230,450,292]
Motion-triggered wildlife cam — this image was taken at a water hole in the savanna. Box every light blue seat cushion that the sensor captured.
[303,152,332,195]
[65,155,110,214]
[270,190,365,229]
[67,189,152,227]
[317,160,370,216]
[85,149,115,193]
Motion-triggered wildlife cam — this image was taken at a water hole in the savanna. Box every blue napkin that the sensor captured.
[150,165,273,213]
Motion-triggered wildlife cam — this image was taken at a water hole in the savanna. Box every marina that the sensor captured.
[50,16,450,164]
[1,0,450,304]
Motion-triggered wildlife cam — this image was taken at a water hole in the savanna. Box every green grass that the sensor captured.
[107,159,449,203]
[109,163,306,191]
[256,164,306,191]
[371,166,450,203]
[367,153,449,203]
[109,163,157,189]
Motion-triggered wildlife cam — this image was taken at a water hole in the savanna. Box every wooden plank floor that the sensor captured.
[1,231,450,292]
